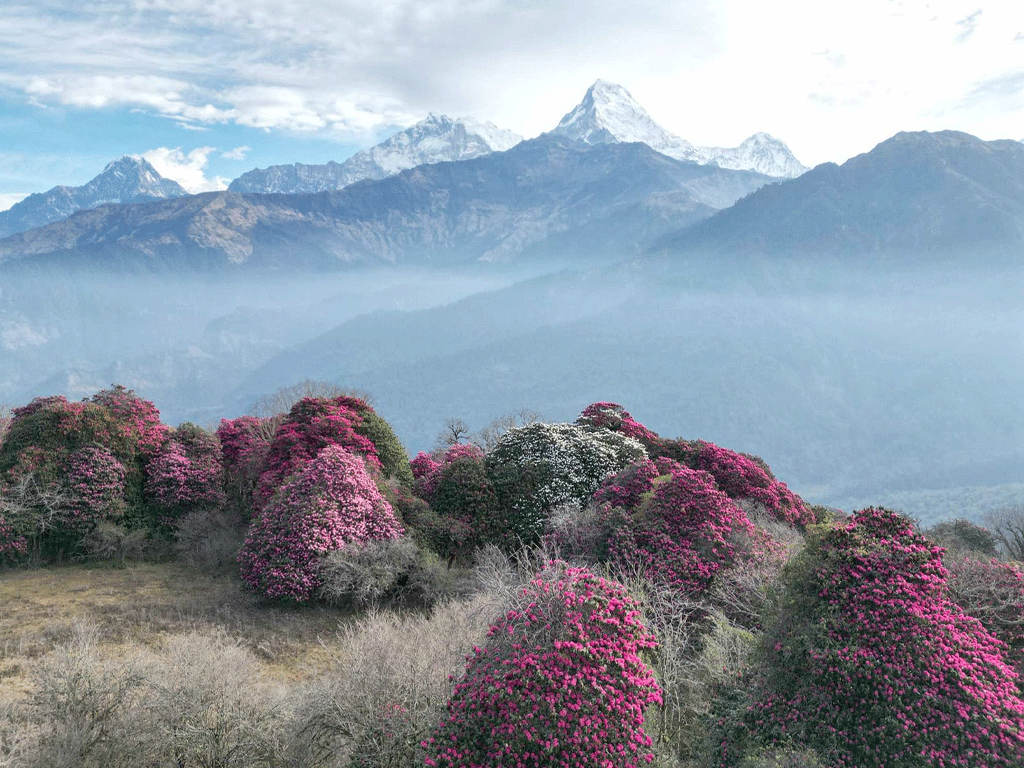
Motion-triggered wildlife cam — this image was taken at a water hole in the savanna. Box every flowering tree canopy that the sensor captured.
[425,563,662,768]
[738,507,1024,767]
[486,421,646,545]
[238,446,404,602]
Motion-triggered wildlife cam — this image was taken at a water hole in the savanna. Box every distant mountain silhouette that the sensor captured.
[0,157,187,239]
[0,137,771,271]
[656,130,1024,260]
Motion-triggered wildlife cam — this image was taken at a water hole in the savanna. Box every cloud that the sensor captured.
[955,9,983,43]
[137,147,229,192]
[957,70,1024,109]
[0,193,29,212]
[221,146,250,161]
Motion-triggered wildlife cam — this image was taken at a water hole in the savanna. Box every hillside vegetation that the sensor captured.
[1,389,1022,767]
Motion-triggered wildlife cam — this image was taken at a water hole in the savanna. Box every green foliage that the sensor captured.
[486,421,646,546]
[353,409,414,486]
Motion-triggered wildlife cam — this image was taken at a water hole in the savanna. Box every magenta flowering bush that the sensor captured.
[238,445,404,602]
[424,563,662,768]
[217,415,277,518]
[255,397,383,509]
[144,423,225,527]
[687,441,813,527]
[592,457,661,511]
[576,402,661,446]
[733,507,1024,768]
[609,464,756,597]
[412,443,485,504]
[0,388,171,556]
[61,445,128,533]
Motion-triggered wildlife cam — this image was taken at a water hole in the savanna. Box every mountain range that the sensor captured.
[550,79,807,179]
[228,114,523,194]
[0,80,805,244]
[0,137,772,270]
[655,130,1024,261]
[0,157,187,240]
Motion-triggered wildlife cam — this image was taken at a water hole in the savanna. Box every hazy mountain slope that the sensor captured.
[656,130,1024,259]
[230,263,1024,509]
[229,114,522,193]
[0,137,772,270]
[0,157,187,239]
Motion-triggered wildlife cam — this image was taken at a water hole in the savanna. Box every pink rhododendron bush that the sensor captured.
[254,396,410,511]
[424,563,662,768]
[144,422,225,527]
[238,445,404,602]
[0,387,170,557]
[578,403,813,528]
[717,507,1024,767]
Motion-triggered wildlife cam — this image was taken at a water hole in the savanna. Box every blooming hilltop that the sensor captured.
[1,391,1021,766]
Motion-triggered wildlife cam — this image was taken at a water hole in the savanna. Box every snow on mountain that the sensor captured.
[702,133,808,178]
[551,80,807,178]
[551,79,703,163]
[229,114,523,194]
[0,156,188,239]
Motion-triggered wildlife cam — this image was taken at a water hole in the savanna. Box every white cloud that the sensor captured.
[137,147,229,193]
[2,0,1024,167]
[0,193,29,212]
[220,146,250,161]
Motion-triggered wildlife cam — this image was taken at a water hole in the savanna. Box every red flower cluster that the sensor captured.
[745,507,1024,767]
[425,564,661,768]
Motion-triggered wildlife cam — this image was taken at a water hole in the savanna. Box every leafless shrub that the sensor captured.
[173,509,246,571]
[18,619,147,768]
[77,523,149,564]
[317,537,421,608]
[289,594,501,768]
[470,408,542,453]
[984,504,1024,561]
[138,630,290,768]
[251,380,374,419]
[0,405,11,448]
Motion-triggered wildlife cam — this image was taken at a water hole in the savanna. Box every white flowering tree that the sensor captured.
[485,422,646,545]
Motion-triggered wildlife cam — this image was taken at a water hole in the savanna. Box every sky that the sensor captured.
[1,0,1022,209]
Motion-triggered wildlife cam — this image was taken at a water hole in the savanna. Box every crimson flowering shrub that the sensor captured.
[0,388,170,555]
[486,422,646,545]
[576,402,660,447]
[0,512,28,563]
[144,423,225,527]
[732,507,1024,768]
[686,442,813,527]
[61,446,128,533]
[609,464,757,598]
[592,457,661,511]
[412,443,485,504]
[88,385,170,457]
[424,563,662,768]
[255,397,383,509]
[217,415,277,518]
[237,445,404,602]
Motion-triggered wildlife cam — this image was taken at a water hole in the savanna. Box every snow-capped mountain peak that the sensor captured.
[701,133,808,178]
[0,156,188,239]
[551,80,702,162]
[551,80,807,178]
[229,115,523,194]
